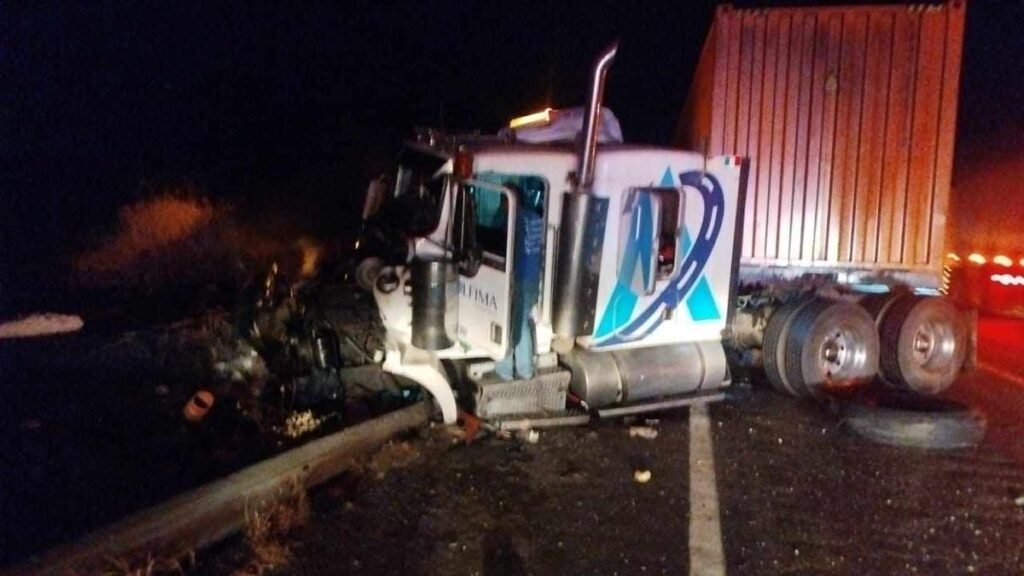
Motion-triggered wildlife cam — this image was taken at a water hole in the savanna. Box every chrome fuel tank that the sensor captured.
[562,341,729,408]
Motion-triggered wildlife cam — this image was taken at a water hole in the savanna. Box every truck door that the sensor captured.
[455,180,517,358]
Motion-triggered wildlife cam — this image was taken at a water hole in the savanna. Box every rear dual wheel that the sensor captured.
[861,293,967,395]
[763,298,880,398]
[763,300,809,396]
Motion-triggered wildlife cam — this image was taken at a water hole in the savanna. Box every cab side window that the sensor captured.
[472,186,509,270]
[465,173,549,273]
[653,188,682,280]
[618,187,684,293]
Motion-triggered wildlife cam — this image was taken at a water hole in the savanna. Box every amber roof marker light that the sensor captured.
[508,108,554,130]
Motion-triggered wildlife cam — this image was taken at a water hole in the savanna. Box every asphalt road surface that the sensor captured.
[199,317,1024,575]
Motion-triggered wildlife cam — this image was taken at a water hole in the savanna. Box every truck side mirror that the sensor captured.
[361,175,389,222]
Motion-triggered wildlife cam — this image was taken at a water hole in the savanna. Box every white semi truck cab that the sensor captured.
[358,42,970,425]
[372,144,747,423]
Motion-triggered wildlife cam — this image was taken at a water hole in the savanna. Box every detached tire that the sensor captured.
[844,396,986,450]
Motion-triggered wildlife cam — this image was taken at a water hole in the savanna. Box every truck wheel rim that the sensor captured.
[889,297,966,394]
[818,330,854,377]
[787,299,879,397]
[910,319,956,368]
[808,317,875,386]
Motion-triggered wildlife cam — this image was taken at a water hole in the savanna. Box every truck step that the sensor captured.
[595,390,727,419]
[492,409,590,431]
[468,367,570,420]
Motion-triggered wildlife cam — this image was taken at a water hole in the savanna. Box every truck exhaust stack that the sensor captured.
[552,42,618,340]
[576,41,618,194]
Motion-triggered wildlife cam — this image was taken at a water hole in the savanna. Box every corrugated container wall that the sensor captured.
[677,2,965,284]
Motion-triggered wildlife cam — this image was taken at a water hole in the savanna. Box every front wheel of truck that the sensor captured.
[355,257,383,292]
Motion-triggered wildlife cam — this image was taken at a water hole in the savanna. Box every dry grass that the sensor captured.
[72,186,318,294]
[294,236,323,279]
[76,191,216,277]
[100,550,194,575]
[365,440,420,479]
[242,482,311,573]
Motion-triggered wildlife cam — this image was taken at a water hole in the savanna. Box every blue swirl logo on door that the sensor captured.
[594,168,724,347]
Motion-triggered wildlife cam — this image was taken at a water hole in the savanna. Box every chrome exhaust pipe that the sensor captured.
[575,41,619,193]
[553,42,619,341]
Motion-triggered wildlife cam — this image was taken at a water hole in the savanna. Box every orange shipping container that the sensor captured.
[677,2,965,286]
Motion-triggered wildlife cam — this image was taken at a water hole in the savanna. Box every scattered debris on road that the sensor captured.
[183,390,215,422]
[517,429,541,444]
[281,410,326,439]
[628,426,659,440]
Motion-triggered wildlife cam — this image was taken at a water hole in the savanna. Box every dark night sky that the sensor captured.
[2,1,1022,283]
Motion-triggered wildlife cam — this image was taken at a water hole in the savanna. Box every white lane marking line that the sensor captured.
[689,402,726,576]
[978,362,1024,388]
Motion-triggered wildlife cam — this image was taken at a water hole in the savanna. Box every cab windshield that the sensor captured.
[383,145,450,235]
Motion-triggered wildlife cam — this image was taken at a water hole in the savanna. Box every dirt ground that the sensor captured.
[195,372,1024,576]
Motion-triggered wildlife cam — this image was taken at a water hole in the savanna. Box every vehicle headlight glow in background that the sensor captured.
[991,274,1024,286]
